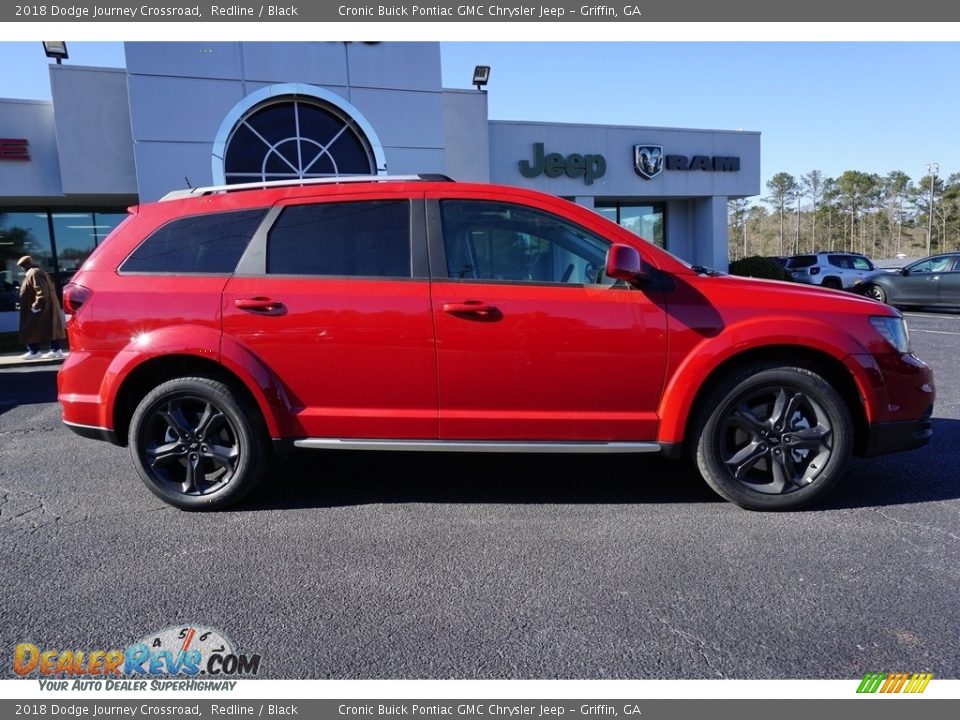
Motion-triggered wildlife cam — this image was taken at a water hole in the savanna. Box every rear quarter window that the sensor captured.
[120,209,266,274]
[786,256,817,268]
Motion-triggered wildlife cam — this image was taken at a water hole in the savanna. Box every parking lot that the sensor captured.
[1,310,958,679]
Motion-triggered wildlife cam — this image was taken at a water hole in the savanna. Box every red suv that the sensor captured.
[58,176,935,511]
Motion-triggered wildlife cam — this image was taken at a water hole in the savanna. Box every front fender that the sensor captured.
[656,316,885,444]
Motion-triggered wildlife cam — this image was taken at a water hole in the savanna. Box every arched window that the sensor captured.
[213,85,386,186]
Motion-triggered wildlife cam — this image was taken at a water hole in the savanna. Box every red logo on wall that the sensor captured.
[0,139,29,161]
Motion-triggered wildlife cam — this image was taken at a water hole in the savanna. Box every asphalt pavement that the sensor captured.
[1,312,958,679]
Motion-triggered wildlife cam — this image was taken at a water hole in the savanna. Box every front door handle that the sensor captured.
[442,301,502,321]
[234,297,286,314]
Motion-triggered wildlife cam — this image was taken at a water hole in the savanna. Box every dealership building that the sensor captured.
[0,42,760,330]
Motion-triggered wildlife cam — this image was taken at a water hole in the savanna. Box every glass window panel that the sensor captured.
[225,123,271,174]
[618,205,664,247]
[51,211,97,278]
[0,212,55,307]
[92,212,130,245]
[595,202,665,249]
[121,209,266,274]
[245,103,297,146]
[295,104,347,146]
[223,97,376,185]
[267,200,411,278]
[593,206,618,224]
[304,152,335,176]
[326,131,373,174]
[440,200,612,285]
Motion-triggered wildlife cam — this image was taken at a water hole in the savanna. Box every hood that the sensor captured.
[692,273,898,316]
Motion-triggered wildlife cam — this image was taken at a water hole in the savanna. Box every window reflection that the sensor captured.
[0,209,127,309]
[594,202,666,248]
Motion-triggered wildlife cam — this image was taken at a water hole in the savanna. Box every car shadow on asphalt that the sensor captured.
[820,417,960,511]
[0,368,59,415]
[241,451,722,510]
[239,418,960,511]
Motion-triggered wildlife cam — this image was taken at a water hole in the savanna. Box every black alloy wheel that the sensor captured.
[129,377,269,510]
[694,366,853,510]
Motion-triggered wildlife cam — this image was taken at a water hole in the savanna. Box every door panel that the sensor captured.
[223,278,437,438]
[432,281,667,441]
[936,257,960,305]
[895,273,940,305]
[428,196,668,442]
[221,195,437,439]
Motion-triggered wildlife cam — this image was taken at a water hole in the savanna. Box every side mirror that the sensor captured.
[605,244,650,286]
[900,267,910,276]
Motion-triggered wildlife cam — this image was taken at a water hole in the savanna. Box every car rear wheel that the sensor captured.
[865,283,887,304]
[693,365,853,510]
[821,277,843,290]
[129,377,269,510]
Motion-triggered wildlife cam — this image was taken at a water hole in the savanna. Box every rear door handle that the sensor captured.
[234,297,286,314]
[442,301,502,321]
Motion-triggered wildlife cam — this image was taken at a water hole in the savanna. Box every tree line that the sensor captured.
[728,169,960,261]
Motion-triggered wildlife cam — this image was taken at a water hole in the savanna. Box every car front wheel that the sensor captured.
[864,283,887,304]
[129,377,269,510]
[693,365,853,510]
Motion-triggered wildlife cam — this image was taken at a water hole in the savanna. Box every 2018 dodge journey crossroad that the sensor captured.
[58,176,935,511]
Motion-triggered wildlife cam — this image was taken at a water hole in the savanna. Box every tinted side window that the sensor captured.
[828,255,851,269]
[440,200,612,285]
[786,256,817,268]
[121,209,266,273]
[267,200,410,277]
[910,256,955,274]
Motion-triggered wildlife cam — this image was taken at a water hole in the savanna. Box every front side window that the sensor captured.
[121,209,266,274]
[440,200,612,286]
[909,256,955,274]
[267,200,410,278]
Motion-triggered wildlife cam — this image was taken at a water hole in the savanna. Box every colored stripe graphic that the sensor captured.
[906,673,934,693]
[857,672,932,694]
[857,673,886,693]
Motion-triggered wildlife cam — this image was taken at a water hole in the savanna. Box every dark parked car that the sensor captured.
[861,253,960,308]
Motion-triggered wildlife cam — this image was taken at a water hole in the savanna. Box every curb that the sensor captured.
[0,356,66,370]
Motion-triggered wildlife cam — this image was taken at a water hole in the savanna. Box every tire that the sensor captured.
[128,377,270,510]
[821,277,843,290]
[864,283,887,304]
[692,365,853,511]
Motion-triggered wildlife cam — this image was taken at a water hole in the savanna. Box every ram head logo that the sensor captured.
[634,145,664,180]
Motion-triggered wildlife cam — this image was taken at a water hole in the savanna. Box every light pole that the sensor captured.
[926,162,939,256]
[795,190,801,254]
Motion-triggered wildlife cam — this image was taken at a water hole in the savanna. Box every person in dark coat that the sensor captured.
[17,255,66,360]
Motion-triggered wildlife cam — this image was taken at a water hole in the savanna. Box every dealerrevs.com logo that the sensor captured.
[14,625,261,691]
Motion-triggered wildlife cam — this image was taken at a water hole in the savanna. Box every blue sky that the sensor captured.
[2,41,957,190]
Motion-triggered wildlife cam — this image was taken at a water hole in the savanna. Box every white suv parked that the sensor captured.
[785,252,876,290]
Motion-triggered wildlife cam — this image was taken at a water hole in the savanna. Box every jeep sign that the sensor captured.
[519,143,606,185]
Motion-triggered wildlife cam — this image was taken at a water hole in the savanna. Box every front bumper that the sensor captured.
[861,407,934,458]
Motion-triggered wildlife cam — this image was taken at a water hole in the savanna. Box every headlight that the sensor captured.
[869,315,910,354]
